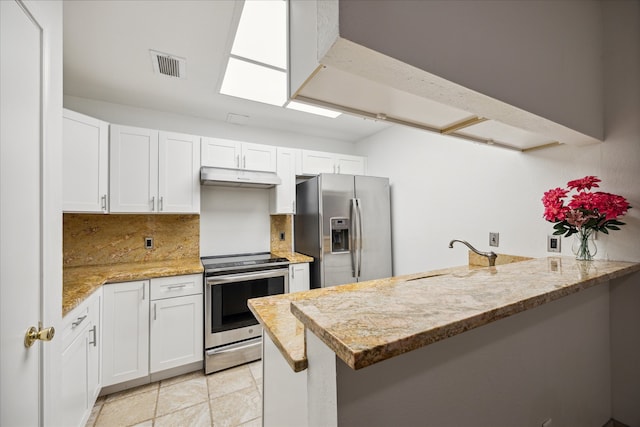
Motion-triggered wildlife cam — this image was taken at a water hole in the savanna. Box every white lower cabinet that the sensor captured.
[102,280,149,387]
[102,274,203,388]
[60,288,102,427]
[289,263,310,293]
[150,277,203,373]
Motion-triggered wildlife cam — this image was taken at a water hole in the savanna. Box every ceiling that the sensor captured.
[62,0,390,142]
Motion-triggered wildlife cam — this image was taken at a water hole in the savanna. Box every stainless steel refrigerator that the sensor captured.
[295,174,392,288]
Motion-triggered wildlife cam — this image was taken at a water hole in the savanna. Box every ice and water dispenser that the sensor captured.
[330,217,350,253]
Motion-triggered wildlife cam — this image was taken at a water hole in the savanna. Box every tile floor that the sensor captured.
[87,361,263,427]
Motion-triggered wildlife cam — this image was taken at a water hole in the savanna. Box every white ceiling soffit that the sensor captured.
[294,38,602,151]
[62,1,389,142]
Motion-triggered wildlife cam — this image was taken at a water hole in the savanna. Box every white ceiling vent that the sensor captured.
[150,50,186,79]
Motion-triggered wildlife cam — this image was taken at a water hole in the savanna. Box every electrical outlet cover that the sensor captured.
[547,235,561,252]
[489,232,499,247]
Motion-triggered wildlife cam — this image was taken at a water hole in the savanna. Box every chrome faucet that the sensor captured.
[449,239,498,267]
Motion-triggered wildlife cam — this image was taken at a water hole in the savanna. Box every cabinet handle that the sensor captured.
[72,315,87,328]
[159,196,164,212]
[292,268,295,279]
[292,200,295,213]
[337,164,341,174]
[236,155,240,168]
[154,303,157,320]
[151,196,156,212]
[89,325,97,347]
[243,155,246,169]
[101,194,107,212]
[167,284,187,290]
[142,284,146,301]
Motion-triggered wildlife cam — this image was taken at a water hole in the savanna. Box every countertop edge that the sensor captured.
[63,259,204,316]
[290,258,640,371]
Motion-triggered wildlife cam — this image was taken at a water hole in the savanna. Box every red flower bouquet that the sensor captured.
[542,176,631,260]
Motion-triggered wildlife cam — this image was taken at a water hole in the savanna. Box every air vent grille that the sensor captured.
[149,50,186,79]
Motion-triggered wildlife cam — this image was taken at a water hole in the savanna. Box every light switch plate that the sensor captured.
[547,235,561,252]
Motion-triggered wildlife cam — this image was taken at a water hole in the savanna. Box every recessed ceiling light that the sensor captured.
[286,101,342,118]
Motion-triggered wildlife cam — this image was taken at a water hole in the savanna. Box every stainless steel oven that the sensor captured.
[202,253,289,374]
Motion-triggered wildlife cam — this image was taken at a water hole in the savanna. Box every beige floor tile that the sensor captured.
[104,381,159,403]
[207,365,255,400]
[160,369,205,388]
[248,361,262,381]
[95,389,157,427]
[210,386,261,427]
[154,401,212,427]
[130,421,153,427]
[156,376,209,417]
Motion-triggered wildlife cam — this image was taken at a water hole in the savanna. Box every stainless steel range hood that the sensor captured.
[200,166,281,188]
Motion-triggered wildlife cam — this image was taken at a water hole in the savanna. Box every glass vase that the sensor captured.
[572,228,597,261]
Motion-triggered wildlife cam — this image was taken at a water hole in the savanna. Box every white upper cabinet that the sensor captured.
[301,150,367,176]
[110,125,200,213]
[158,131,201,213]
[201,137,276,172]
[271,147,298,214]
[62,109,109,213]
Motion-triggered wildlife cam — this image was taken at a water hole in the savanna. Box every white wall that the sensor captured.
[356,0,639,275]
[340,0,603,140]
[199,186,271,256]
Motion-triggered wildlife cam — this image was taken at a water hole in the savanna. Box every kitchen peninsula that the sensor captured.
[249,257,640,427]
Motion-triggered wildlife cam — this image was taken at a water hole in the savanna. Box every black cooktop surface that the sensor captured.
[201,252,289,274]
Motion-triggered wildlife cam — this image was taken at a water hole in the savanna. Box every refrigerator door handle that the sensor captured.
[356,198,363,278]
[350,198,358,277]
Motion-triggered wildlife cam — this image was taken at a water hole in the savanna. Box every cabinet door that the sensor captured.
[62,109,109,212]
[289,263,310,293]
[158,131,200,213]
[60,325,89,427]
[87,291,101,404]
[201,137,241,169]
[149,294,203,373]
[242,142,277,172]
[110,125,159,213]
[336,154,366,175]
[271,147,297,214]
[301,150,336,175]
[102,280,150,386]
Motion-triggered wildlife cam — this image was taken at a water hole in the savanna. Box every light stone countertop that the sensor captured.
[271,251,314,264]
[63,258,204,316]
[249,257,640,372]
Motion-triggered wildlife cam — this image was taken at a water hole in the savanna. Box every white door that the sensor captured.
[242,142,277,172]
[1,1,62,425]
[102,281,150,387]
[301,150,336,175]
[62,109,109,212]
[110,125,159,213]
[200,137,241,169]
[150,294,203,373]
[158,131,200,213]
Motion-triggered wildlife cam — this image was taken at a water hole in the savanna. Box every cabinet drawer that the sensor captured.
[62,305,90,350]
[150,274,203,300]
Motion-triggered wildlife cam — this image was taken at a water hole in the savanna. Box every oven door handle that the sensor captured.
[206,269,289,286]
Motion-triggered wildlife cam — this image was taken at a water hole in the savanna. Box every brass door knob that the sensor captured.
[24,325,55,348]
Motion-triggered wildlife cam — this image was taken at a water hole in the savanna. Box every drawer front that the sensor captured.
[62,288,102,350]
[150,273,203,300]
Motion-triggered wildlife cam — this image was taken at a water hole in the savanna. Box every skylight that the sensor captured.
[220,0,341,118]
